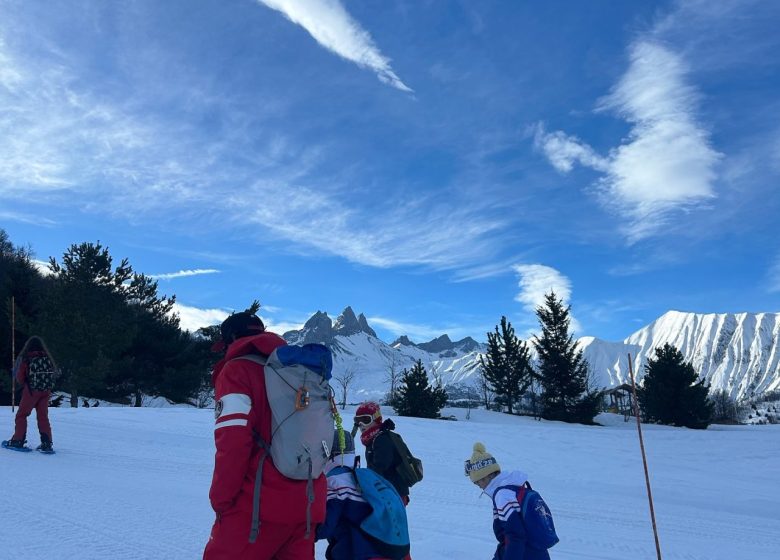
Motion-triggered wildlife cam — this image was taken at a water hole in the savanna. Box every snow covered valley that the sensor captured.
[1,406,778,559]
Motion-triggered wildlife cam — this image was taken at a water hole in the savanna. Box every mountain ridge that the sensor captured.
[282,307,780,401]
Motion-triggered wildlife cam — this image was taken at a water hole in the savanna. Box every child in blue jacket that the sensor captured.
[316,432,395,560]
[465,442,553,560]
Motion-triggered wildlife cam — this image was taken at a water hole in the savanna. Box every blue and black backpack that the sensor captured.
[493,482,559,550]
[328,463,409,560]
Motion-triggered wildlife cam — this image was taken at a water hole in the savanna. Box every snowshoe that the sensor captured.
[2,439,32,453]
[36,442,55,454]
[37,434,55,454]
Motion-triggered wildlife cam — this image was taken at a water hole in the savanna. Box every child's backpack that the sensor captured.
[387,431,424,487]
[234,343,336,542]
[353,467,410,560]
[27,354,57,392]
[493,482,559,550]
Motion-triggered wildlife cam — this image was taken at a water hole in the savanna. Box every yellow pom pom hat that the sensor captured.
[464,442,501,482]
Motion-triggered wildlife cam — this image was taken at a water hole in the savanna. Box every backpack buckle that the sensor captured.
[295,387,310,410]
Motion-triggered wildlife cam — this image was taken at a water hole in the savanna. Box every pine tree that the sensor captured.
[479,316,533,414]
[533,291,599,424]
[638,343,713,429]
[42,242,135,407]
[393,360,447,419]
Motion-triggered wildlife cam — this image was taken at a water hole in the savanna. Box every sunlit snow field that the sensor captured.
[1,406,778,559]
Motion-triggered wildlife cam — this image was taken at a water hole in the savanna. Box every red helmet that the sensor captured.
[354,401,382,427]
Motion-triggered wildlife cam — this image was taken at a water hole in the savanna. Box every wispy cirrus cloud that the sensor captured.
[150,269,220,281]
[368,315,484,343]
[0,23,503,276]
[239,181,507,270]
[768,256,780,294]
[256,0,412,92]
[536,40,721,242]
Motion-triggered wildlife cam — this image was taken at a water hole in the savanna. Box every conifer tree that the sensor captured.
[533,291,599,424]
[42,242,135,406]
[393,359,447,419]
[638,343,713,429]
[479,316,533,414]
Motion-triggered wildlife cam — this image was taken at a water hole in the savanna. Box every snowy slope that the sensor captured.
[284,307,780,401]
[1,406,779,559]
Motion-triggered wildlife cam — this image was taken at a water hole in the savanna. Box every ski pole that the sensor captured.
[628,353,662,560]
[10,296,15,413]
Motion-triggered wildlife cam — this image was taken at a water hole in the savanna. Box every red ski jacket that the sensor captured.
[208,332,327,526]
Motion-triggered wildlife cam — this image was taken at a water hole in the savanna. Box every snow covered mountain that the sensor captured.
[283,306,484,402]
[580,310,780,400]
[283,308,780,403]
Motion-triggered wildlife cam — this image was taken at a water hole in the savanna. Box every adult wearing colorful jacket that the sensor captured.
[6,336,56,452]
[465,442,551,560]
[316,431,395,560]
[203,312,327,560]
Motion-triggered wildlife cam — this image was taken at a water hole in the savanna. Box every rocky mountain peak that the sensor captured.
[357,312,378,338]
[392,335,416,347]
[284,310,334,345]
[418,334,454,354]
[334,306,361,336]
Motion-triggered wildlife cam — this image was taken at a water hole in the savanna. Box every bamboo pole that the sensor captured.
[628,353,662,560]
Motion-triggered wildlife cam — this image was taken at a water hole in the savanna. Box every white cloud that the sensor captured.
[534,125,609,173]
[512,264,582,334]
[368,316,483,343]
[172,303,229,333]
[32,260,54,276]
[173,302,301,335]
[368,316,444,341]
[536,41,721,242]
[512,264,572,312]
[257,0,412,92]
[150,269,220,281]
[768,256,780,294]
[263,318,305,336]
[239,180,506,270]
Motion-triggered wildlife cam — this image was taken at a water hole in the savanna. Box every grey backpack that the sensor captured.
[234,343,336,542]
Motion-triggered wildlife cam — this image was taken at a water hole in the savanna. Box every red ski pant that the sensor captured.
[13,389,52,441]
[203,511,315,560]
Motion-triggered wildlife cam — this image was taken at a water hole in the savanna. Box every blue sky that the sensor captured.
[1,0,779,343]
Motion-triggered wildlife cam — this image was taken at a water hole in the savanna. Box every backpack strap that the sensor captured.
[234,354,270,544]
[232,354,268,367]
[492,484,528,520]
[249,436,270,543]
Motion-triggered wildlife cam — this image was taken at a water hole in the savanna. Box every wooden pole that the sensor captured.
[11,296,15,413]
[628,353,662,560]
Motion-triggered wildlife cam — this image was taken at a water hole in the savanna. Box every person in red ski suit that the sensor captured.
[203,312,327,560]
[7,337,56,452]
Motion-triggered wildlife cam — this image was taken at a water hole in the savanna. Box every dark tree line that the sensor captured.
[1,229,215,407]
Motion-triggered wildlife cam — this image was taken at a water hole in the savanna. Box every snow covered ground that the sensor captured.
[1,406,778,560]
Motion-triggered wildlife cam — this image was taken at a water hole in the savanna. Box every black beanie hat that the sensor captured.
[220,312,265,346]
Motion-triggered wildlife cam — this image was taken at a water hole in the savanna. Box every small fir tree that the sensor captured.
[638,343,713,429]
[393,360,447,419]
[479,316,533,414]
[533,291,599,424]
